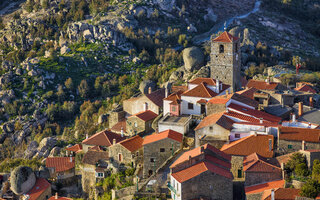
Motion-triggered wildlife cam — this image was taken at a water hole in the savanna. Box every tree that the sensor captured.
[295,163,308,177]
[65,78,74,91]
[139,49,150,62]
[312,160,320,182]
[0,17,4,30]
[285,152,307,173]
[78,79,89,98]
[56,85,65,102]
[300,179,320,198]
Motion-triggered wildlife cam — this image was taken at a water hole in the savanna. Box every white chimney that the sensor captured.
[113,138,116,145]
[86,134,89,139]
[148,87,152,94]
[259,118,263,124]
[308,122,311,128]
[55,192,58,199]
[292,114,296,123]
[121,127,124,137]
[165,88,168,98]
[144,102,147,111]
[269,139,272,152]
[302,140,305,151]
[216,79,220,93]
[70,156,73,163]
[271,189,275,200]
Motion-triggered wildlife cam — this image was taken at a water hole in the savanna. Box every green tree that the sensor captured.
[300,179,320,198]
[139,49,150,62]
[286,152,307,173]
[65,77,74,91]
[56,85,65,102]
[295,163,308,177]
[78,79,89,98]
[312,160,320,181]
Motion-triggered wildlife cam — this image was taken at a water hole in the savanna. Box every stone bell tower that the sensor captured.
[210,31,241,91]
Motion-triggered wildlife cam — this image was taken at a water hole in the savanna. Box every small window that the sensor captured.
[288,145,292,149]
[219,45,224,53]
[160,148,165,152]
[188,103,194,110]
[172,106,176,112]
[237,169,242,178]
[235,134,240,138]
[150,158,155,163]
[209,126,213,131]
[134,122,137,127]
[136,152,139,156]
[96,172,104,178]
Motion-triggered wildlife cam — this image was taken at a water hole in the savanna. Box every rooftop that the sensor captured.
[66,144,82,153]
[212,31,239,43]
[82,129,126,147]
[246,79,281,90]
[245,179,285,194]
[46,157,75,172]
[129,110,158,122]
[262,188,300,200]
[236,87,258,100]
[158,113,191,125]
[110,120,126,133]
[143,129,183,145]
[195,112,234,131]
[208,93,258,108]
[82,150,109,165]
[26,178,51,200]
[279,126,320,142]
[182,82,218,98]
[118,135,143,152]
[294,84,316,94]
[243,153,281,172]
[145,88,165,107]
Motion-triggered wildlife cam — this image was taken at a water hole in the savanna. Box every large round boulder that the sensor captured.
[139,80,156,94]
[10,166,36,195]
[183,47,204,72]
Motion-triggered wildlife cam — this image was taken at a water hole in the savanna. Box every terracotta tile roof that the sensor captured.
[236,88,258,100]
[196,99,208,104]
[262,188,300,200]
[82,129,126,147]
[118,135,143,152]
[163,90,183,102]
[171,144,231,168]
[143,129,183,145]
[48,196,72,200]
[188,78,229,91]
[172,161,232,183]
[243,153,281,172]
[241,76,248,88]
[295,84,316,94]
[224,111,261,123]
[82,150,109,165]
[171,85,188,93]
[269,152,295,167]
[234,121,280,127]
[245,179,285,194]
[145,88,165,107]
[182,83,218,98]
[228,103,281,123]
[129,110,158,122]
[208,93,259,108]
[46,157,75,172]
[195,112,234,131]
[246,79,280,90]
[279,126,320,142]
[66,144,82,153]
[212,31,239,43]
[26,178,51,200]
[111,120,126,133]
[221,134,274,158]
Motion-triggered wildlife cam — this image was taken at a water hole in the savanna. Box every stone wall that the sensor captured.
[108,144,143,167]
[37,184,52,200]
[206,103,226,116]
[278,140,320,154]
[231,156,245,182]
[143,138,182,178]
[246,192,263,200]
[123,95,160,115]
[126,116,154,136]
[109,110,126,128]
[245,171,282,186]
[181,170,233,200]
[195,124,230,147]
[81,164,97,193]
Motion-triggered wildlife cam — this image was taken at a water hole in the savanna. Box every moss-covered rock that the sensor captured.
[10,166,36,195]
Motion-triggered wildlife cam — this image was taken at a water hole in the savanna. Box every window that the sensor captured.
[288,145,292,149]
[150,158,155,162]
[160,148,165,152]
[235,44,238,52]
[144,102,148,110]
[235,134,240,138]
[96,172,104,178]
[209,126,213,131]
[188,103,194,110]
[136,152,139,156]
[118,153,122,162]
[134,122,137,127]
[237,169,242,178]
[172,106,176,112]
[219,45,224,53]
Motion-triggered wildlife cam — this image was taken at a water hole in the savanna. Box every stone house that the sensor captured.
[22,178,51,200]
[82,130,126,153]
[81,149,109,193]
[66,144,82,156]
[45,157,75,184]
[123,88,165,115]
[278,126,320,153]
[245,179,285,200]
[169,144,233,200]
[108,106,126,129]
[221,134,274,181]
[142,129,183,178]
[126,110,158,136]
[158,113,192,135]
[243,153,282,186]
[210,31,241,91]
[108,135,144,168]
[246,79,287,91]
[194,112,234,148]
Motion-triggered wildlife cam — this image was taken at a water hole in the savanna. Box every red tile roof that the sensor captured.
[224,111,262,123]
[66,144,82,153]
[26,178,51,200]
[171,144,231,168]
[221,134,274,158]
[129,110,158,122]
[234,121,280,127]
[208,93,259,108]
[118,135,143,152]
[111,120,126,133]
[213,31,239,43]
[46,157,75,172]
[82,129,126,147]
[197,99,208,104]
[262,188,300,200]
[246,79,280,90]
[195,112,234,131]
[143,129,183,145]
[82,150,109,165]
[145,88,165,107]
[228,103,281,123]
[188,78,230,91]
[236,88,258,100]
[171,85,188,93]
[295,84,316,94]
[243,153,281,172]
[279,126,320,142]
[163,90,183,104]
[171,161,232,183]
[245,179,285,194]
[182,83,218,98]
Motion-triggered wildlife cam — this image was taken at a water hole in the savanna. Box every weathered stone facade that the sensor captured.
[109,109,126,128]
[245,171,282,186]
[123,95,161,115]
[210,33,241,91]
[126,116,154,136]
[108,143,143,168]
[300,150,320,169]
[81,164,99,194]
[195,124,230,147]
[143,138,182,178]
[206,103,227,115]
[278,139,320,154]
[230,155,245,182]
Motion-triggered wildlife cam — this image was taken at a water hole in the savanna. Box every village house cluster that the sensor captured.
[2,31,320,200]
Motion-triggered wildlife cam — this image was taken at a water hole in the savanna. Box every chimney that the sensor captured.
[310,97,313,108]
[308,122,311,128]
[165,88,168,98]
[302,140,305,151]
[259,118,263,124]
[86,134,89,139]
[144,102,147,111]
[281,162,285,179]
[216,79,220,93]
[265,78,270,85]
[113,138,116,145]
[269,139,272,152]
[298,102,303,117]
[70,156,73,163]
[271,189,275,200]
[148,87,152,94]
[55,192,58,200]
[292,114,296,123]
[121,127,124,137]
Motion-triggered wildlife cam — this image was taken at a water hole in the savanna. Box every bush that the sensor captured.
[300,179,320,198]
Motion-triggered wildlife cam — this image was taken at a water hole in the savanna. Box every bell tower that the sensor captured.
[210,31,241,91]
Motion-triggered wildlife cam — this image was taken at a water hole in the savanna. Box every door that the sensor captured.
[201,104,206,114]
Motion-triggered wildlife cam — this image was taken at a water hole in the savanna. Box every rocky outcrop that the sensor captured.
[139,80,156,94]
[183,47,204,72]
[10,166,36,195]
[24,141,39,159]
[37,137,57,158]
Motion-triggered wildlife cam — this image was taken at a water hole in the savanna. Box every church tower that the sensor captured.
[210,31,241,91]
